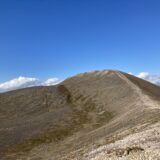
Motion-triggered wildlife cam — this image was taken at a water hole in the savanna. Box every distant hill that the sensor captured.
[0,70,160,160]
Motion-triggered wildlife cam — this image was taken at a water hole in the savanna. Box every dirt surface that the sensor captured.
[0,70,160,160]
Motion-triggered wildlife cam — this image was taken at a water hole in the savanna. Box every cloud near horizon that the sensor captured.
[0,76,61,92]
[136,72,160,86]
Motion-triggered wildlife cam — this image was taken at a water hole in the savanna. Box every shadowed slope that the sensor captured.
[0,70,160,159]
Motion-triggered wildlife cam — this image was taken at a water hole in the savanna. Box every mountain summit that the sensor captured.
[1,70,160,159]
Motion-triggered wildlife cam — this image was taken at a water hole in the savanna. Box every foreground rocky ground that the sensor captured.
[86,122,160,160]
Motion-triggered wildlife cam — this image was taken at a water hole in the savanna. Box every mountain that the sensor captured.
[0,70,160,160]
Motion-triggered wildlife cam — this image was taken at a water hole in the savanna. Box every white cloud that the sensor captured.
[137,72,150,79]
[43,78,61,86]
[136,72,160,86]
[0,76,61,92]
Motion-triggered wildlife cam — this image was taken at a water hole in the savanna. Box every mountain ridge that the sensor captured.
[0,70,160,159]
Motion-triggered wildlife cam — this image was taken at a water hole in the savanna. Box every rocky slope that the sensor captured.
[0,70,160,160]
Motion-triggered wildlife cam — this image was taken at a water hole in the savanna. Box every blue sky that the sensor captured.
[0,0,160,83]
